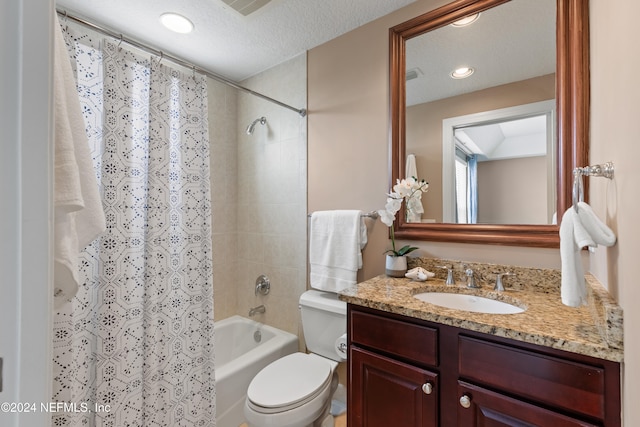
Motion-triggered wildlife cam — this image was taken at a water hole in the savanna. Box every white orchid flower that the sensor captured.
[393,178,415,198]
[378,176,429,257]
[384,195,402,214]
[377,209,396,227]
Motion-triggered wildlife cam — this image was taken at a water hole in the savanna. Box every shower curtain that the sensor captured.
[52,23,216,426]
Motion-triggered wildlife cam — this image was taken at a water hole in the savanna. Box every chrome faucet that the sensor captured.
[437,265,455,285]
[464,267,482,289]
[249,305,266,316]
[494,272,516,292]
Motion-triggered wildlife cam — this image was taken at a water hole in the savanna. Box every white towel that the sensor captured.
[53,15,106,308]
[309,210,367,292]
[559,202,616,307]
[405,154,424,222]
[405,154,418,180]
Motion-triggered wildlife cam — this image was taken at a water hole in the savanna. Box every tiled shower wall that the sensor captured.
[209,77,240,321]
[209,53,308,338]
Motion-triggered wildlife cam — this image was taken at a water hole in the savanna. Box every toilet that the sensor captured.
[243,289,346,427]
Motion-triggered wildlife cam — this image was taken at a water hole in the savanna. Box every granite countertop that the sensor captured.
[339,259,624,362]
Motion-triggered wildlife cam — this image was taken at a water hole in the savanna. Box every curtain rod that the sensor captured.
[56,9,307,118]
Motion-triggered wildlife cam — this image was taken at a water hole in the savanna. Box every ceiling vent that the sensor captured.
[406,68,423,81]
[220,0,274,16]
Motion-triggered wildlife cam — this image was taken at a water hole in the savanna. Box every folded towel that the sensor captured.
[53,15,106,308]
[309,210,367,292]
[560,202,616,307]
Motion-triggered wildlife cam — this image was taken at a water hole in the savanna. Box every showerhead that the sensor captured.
[246,116,267,135]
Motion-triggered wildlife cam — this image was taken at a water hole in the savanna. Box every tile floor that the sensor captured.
[239,412,346,427]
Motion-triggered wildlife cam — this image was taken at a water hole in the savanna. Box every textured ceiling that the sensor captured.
[55,0,417,81]
[406,0,556,106]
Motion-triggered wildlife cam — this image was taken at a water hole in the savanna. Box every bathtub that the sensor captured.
[215,315,299,427]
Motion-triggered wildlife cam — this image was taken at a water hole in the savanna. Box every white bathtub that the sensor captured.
[215,315,299,427]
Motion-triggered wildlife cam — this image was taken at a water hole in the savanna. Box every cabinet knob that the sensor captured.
[422,383,433,395]
[459,395,472,408]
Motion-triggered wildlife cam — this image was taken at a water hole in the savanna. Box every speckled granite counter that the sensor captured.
[339,258,623,362]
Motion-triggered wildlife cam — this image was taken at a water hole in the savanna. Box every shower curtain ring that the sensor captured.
[117,34,123,51]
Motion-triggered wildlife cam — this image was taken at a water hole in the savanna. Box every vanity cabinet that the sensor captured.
[349,309,439,427]
[347,305,621,427]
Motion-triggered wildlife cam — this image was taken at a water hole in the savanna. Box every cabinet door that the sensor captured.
[350,347,438,427]
[457,382,600,427]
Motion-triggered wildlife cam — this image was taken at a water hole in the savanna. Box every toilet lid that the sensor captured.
[247,352,332,412]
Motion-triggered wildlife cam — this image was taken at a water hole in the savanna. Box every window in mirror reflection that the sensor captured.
[451,113,550,225]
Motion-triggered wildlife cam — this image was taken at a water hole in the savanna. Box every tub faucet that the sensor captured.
[249,305,266,317]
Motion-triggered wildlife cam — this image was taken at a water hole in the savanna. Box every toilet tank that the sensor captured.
[299,290,346,362]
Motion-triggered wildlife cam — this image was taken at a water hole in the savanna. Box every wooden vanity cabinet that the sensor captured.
[347,304,621,427]
[349,309,439,427]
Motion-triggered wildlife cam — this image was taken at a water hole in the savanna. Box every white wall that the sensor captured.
[0,0,53,426]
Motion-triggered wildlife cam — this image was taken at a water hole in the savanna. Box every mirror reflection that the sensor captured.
[404,0,556,225]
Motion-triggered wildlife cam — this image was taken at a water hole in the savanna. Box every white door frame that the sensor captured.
[0,0,54,425]
[441,100,556,223]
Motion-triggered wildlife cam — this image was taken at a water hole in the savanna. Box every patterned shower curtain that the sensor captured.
[53,23,216,426]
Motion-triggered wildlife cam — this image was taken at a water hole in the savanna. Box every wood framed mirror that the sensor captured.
[390,0,589,248]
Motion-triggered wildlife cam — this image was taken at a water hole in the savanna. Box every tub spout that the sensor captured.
[249,305,266,317]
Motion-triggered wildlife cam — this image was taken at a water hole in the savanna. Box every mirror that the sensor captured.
[441,100,556,225]
[390,0,589,247]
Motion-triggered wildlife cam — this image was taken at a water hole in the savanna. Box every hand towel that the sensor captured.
[405,154,418,180]
[53,15,106,308]
[560,202,616,307]
[309,210,367,293]
[405,154,424,222]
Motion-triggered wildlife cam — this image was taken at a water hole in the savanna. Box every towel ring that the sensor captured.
[572,169,584,211]
[572,162,614,212]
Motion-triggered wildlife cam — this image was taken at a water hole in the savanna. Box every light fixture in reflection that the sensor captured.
[451,13,480,27]
[160,13,194,34]
[451,67,475,79]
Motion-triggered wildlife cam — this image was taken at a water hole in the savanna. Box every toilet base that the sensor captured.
[245,370,338,427]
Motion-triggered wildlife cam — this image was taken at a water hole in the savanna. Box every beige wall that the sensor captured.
[309,0,639,423]
[209,78,240,321]
[591,0,640,424]
[406,74,555,222]
[209,53,308,338]
[477,156,548,224]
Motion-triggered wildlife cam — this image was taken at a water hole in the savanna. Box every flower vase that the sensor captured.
[385,254,407,278]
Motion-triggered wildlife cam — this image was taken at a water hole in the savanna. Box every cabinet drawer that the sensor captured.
[457,381,600,427]
[458,336,606,420]
[350,310,438,367]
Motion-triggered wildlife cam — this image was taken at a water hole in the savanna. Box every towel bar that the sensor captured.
[307,211,379,219]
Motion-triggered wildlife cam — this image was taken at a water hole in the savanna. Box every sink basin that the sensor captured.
[414,292,525,314]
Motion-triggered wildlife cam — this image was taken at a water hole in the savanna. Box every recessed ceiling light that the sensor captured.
[451,67,475,79]
[160,13,194,34]
[451,13,480,27]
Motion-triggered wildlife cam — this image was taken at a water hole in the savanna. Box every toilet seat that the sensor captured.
[247,352,332,414]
